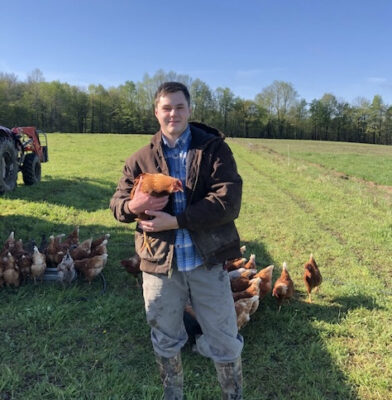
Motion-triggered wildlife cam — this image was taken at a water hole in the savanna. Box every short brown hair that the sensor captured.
[154,82,191,107]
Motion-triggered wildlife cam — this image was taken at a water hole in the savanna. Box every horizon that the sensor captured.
[1,0,392,105]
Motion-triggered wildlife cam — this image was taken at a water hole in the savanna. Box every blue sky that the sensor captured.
[1,0,392,104]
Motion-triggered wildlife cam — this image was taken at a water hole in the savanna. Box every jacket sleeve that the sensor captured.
[176,141,242,231]
[109,157,140,223]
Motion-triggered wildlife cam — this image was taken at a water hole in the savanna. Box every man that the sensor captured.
[110,81,244,400]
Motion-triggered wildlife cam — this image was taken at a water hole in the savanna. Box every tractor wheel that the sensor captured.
[0,137,18,194]
[22,153,41,185]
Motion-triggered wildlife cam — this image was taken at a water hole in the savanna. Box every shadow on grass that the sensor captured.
[1,225,374,399]
[3,176,117,212]
[214,240,367,400]
[0,214,137,290]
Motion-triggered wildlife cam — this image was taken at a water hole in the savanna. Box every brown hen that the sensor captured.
[304,254,322,303]
[130,173,183,256]
[121,253,141,286]
[272,262,294,311]
[254,265,274,299]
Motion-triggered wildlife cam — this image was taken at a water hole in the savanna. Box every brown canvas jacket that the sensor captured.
[110,122,243,274]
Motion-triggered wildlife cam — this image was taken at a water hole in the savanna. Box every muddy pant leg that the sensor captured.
[187,265,244,362]
[142,270,189,356]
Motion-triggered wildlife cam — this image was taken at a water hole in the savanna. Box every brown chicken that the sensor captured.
[254,264,274,299]
[10,239,26,258]
[2,252,20,288]
[61,226,80,249]
[31,246,47,283]
[235,295,260,330]
[90,239,108,257]
[225,257,247,272]
[272,262,294,311]
[130,173,183,256]
[121,253,141,286]
[228,267,256,280]
[232,277,261,301]
[74,254,107,283]
[1,231,15,257]
[230,276,252,292]
[17,254,33,282]
[244,254,256,270]
[91,234,110,250]
[70,238,92,260]
[304,254,322,303]
[45,234,65,267]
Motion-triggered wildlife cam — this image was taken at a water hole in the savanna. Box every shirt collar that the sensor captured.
[162,125,191,149]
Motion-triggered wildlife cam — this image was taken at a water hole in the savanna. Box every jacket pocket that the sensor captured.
[192,222,240,261]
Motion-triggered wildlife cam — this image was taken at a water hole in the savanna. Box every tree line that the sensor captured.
[1,69,391,145]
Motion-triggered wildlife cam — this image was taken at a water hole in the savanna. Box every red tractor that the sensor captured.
[0,126,48,194]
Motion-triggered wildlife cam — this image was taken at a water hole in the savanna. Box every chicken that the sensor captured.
[61,226,80,248]
[31,246,47,283]
[120,253,141,286]
[235,295,259,330]
[225,257,247,272]
[57,251,76,284]
[74,254,107,283]
[228,267,257,280]
[254,264,274,299]
[91,233,110,250]
[10,239,26,259]
[130,173,183,256]
[230,276,252,292]
[232,277,261,301]
[70,238,92,260]
[2,252,20,288]
[45,234,65,267]
[90,239,108,257]
[272,262,294,311]
[16,254,33,282]
[1,231,15,257]
[243,254,256,270]
[303,254,322,303]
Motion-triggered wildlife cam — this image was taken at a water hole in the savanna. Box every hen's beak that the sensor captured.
[175,180,184,192]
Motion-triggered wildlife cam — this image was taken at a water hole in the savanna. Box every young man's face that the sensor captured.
[155,91,191,138]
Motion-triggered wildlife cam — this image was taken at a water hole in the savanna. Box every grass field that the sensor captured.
[0,134,391,400]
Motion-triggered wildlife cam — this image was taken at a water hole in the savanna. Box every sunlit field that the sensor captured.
[1,134,391,399]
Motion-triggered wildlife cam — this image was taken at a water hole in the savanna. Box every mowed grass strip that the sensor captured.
[0,134,391,399]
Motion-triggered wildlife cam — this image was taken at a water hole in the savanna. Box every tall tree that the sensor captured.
[215,87,235,132]
[255,80,298,138]
[190,79,214,123]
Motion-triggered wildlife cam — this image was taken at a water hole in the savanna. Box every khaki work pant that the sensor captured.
[142,264,244,363]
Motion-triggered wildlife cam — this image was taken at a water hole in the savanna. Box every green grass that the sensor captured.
[1,134,391,399]
[247,139,392,186]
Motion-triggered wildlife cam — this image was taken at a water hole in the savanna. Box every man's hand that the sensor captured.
[127,177,169,215]
[138,210,179,232]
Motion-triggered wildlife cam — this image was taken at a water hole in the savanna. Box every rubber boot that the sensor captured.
[214,357,243,400]
[155,352,183,400]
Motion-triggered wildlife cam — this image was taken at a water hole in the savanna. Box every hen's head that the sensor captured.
[171,178,183,193]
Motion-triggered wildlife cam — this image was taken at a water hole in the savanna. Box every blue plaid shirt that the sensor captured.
[162,126,203,271]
